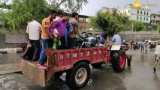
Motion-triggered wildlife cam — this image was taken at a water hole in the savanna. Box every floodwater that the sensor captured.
[1,50,160,90]
[0,54,21,64]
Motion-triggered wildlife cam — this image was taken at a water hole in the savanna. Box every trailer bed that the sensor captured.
[21,47,110,86]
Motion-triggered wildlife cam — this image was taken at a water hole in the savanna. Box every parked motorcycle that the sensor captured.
[76,32,98,48]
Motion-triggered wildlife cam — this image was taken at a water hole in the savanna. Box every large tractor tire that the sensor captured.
[111,52,126,72]
[66,62,91,89]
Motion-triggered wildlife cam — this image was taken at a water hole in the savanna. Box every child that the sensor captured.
[52,29,61,49]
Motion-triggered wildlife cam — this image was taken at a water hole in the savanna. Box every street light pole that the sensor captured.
[132,22,134,32]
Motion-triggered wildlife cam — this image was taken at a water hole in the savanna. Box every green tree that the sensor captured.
[1,0,49,30]
[0,0,10,8]
[1,0,88,30]
[157,24,160,33]
[90,11,129,36]
[133,21,146,31]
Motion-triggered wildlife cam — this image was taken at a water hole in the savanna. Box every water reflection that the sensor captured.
[82,69,127,90]
[140,53,145,63]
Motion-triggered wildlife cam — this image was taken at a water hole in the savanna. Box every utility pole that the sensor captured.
[132,22,134,32]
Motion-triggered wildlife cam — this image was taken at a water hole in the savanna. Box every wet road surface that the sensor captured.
[0,50,160,90]
[82,51,159,90]
[0,54,20,64]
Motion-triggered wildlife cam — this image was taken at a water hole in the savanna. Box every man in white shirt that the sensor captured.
[24,19,41,61]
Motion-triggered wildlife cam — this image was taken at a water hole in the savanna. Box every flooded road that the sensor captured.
[0,50,160,90]
[82,51,159,90]
[0,54,21,64]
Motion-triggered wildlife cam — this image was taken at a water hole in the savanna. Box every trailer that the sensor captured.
[21,47,127,89]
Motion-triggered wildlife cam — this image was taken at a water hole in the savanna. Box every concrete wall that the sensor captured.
[0,33,26,48]
[120,31,160,41]
[0,33,6,48]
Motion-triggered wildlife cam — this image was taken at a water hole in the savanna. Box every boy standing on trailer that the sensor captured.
[68,12,79,48]
[49,10,67,49]
[38,11,57,69]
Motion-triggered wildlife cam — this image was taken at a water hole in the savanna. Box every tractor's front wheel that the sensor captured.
[111,52,126,72]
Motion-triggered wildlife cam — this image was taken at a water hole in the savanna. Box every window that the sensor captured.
[141,11,143,15]
[147,12,148,16]
[140,17,142,21]
[146,18,148,21]
[144,11,145,15]
[137,10,139,14]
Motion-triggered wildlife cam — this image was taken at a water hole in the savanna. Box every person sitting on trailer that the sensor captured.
[112,32,122,45]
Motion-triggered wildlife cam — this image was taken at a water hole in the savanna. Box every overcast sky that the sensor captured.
[80,0,160,16]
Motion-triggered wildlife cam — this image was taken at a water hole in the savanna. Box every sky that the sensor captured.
[80,0,160,16]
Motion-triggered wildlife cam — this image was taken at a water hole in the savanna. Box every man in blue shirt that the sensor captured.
[112,33,122,45]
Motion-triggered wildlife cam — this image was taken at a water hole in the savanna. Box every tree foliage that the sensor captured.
[90,11,130,36]
[1,0,88,30]
[157,24,160,33]
[1,0,49,30]
[132,21,146,31]
[48,0,88,13]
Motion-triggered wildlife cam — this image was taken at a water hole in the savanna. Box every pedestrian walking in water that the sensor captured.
[140,41,144,53]
[144,41,148,54]
[153,43,160,73]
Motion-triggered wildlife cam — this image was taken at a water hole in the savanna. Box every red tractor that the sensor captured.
[21,45,127,89]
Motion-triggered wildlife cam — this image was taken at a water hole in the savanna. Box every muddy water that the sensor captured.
[0,54,20,64]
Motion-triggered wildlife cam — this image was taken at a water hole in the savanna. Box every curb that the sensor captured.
[0,48,23,54]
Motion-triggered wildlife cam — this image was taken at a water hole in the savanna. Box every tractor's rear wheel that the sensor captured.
[66,62,91,89]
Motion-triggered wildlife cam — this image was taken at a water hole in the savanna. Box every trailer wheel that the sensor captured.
[111,52,126,72]
[66,62,91,89]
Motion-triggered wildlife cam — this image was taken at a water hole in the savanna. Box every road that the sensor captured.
[0,50,160,90]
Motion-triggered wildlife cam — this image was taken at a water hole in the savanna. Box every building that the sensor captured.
[150,14,160,26]
[100,7,118,14]
[118,9,130,16]
[136,6,151,23]
[128,5,151,24]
